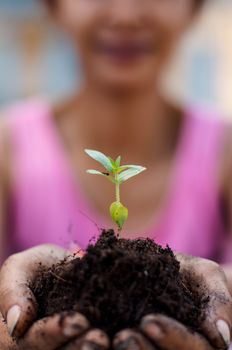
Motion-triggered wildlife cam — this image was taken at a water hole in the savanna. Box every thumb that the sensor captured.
[194,262,232,349]
[202,277,232,349]
[0,244,68,338]
[178,255,232,349]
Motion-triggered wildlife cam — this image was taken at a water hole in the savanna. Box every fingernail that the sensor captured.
[63,316,88,337]
[115,337,141,350]
[142,321,164,340]
[84,330,109,347]
[6,305,21,336]
[216,320,231,347]
[80,342,103,350]
[63,321,85,337]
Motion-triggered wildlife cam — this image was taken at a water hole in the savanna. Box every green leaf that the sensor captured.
[86,169,115,183]
[118,166,146,183]
[85,149,113,172]
[117,165,144,173]
[86,169,105,175]
[115,156,121,167]
[117,165,130,173]
[108,157,116,167]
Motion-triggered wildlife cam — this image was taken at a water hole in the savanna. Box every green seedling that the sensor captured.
[85,149,146,232]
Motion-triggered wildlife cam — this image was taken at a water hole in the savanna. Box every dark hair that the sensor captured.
[43,0,55,9]
[44,0,206,9]
[195,0,206,8]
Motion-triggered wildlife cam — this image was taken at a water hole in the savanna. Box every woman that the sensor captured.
[0,0,232,349]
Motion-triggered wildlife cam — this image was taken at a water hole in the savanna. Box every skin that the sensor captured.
[1,0,232,349]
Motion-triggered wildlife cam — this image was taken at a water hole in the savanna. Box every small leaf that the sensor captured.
[86,169,105,175]
[108,157,116,168]
[117,164,143,173]
[115,156,121,167]
[86,169,115,183]
[108,157,119,173]
[85,149,113,172]
[118,166,146,183]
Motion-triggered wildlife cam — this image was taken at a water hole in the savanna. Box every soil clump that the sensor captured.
[33,230,207,338]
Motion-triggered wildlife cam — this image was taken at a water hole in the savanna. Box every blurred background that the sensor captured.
[0,0,81,106]
[0,0,231,116]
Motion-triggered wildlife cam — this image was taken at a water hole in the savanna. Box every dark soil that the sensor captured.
[33,230,208,338]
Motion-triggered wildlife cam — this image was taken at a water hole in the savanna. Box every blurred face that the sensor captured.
[54,0,196,91]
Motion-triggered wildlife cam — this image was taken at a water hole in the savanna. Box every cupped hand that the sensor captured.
[112,255,232,350]
[0,311,109,350]
[113,315,215,350]
[177,254,232,349]
[1,247,231,350]
[0,245,67,338]
[0,244,110,350]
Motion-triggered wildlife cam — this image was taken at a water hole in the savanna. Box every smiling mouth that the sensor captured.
[95,42,154,62]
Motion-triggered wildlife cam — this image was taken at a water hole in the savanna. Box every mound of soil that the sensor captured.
[33,230,207,338]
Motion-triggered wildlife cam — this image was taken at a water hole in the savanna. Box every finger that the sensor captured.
[140,314,215,350]
[19,312,89,350]
[59,329,110,350]
[113,329,156,350]
[201,266,232,349]
[0,312,18,350]
[178,255,232,349]
[0,244,68,338]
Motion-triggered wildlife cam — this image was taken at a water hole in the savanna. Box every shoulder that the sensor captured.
[184,105,228,147]
[191,106,232,187]
[183,105,229,169]
[0,96,55,204]
[3,97,51,125]
[183,104,231,187]
[186,105,228,129]
[0,98,47,188]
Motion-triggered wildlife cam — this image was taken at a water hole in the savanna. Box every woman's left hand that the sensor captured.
[113,255,232,350]
[113,315,215,350]
[177,254,232,349]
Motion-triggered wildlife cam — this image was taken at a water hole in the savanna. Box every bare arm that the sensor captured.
[0,165,5,264]
[0,118,17,348]
[0,117,11,265]
[221,126,232,295]
[222,266,232,296]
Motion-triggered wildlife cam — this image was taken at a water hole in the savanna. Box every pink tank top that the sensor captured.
[5,99,231,262]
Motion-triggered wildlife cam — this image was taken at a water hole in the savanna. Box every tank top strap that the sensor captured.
[4,98,101,251]
[157,105,228,258]
[5,97,52,149]
[180,106,226,178]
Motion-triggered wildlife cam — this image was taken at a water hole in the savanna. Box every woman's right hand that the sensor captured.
[0,245,110,350]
